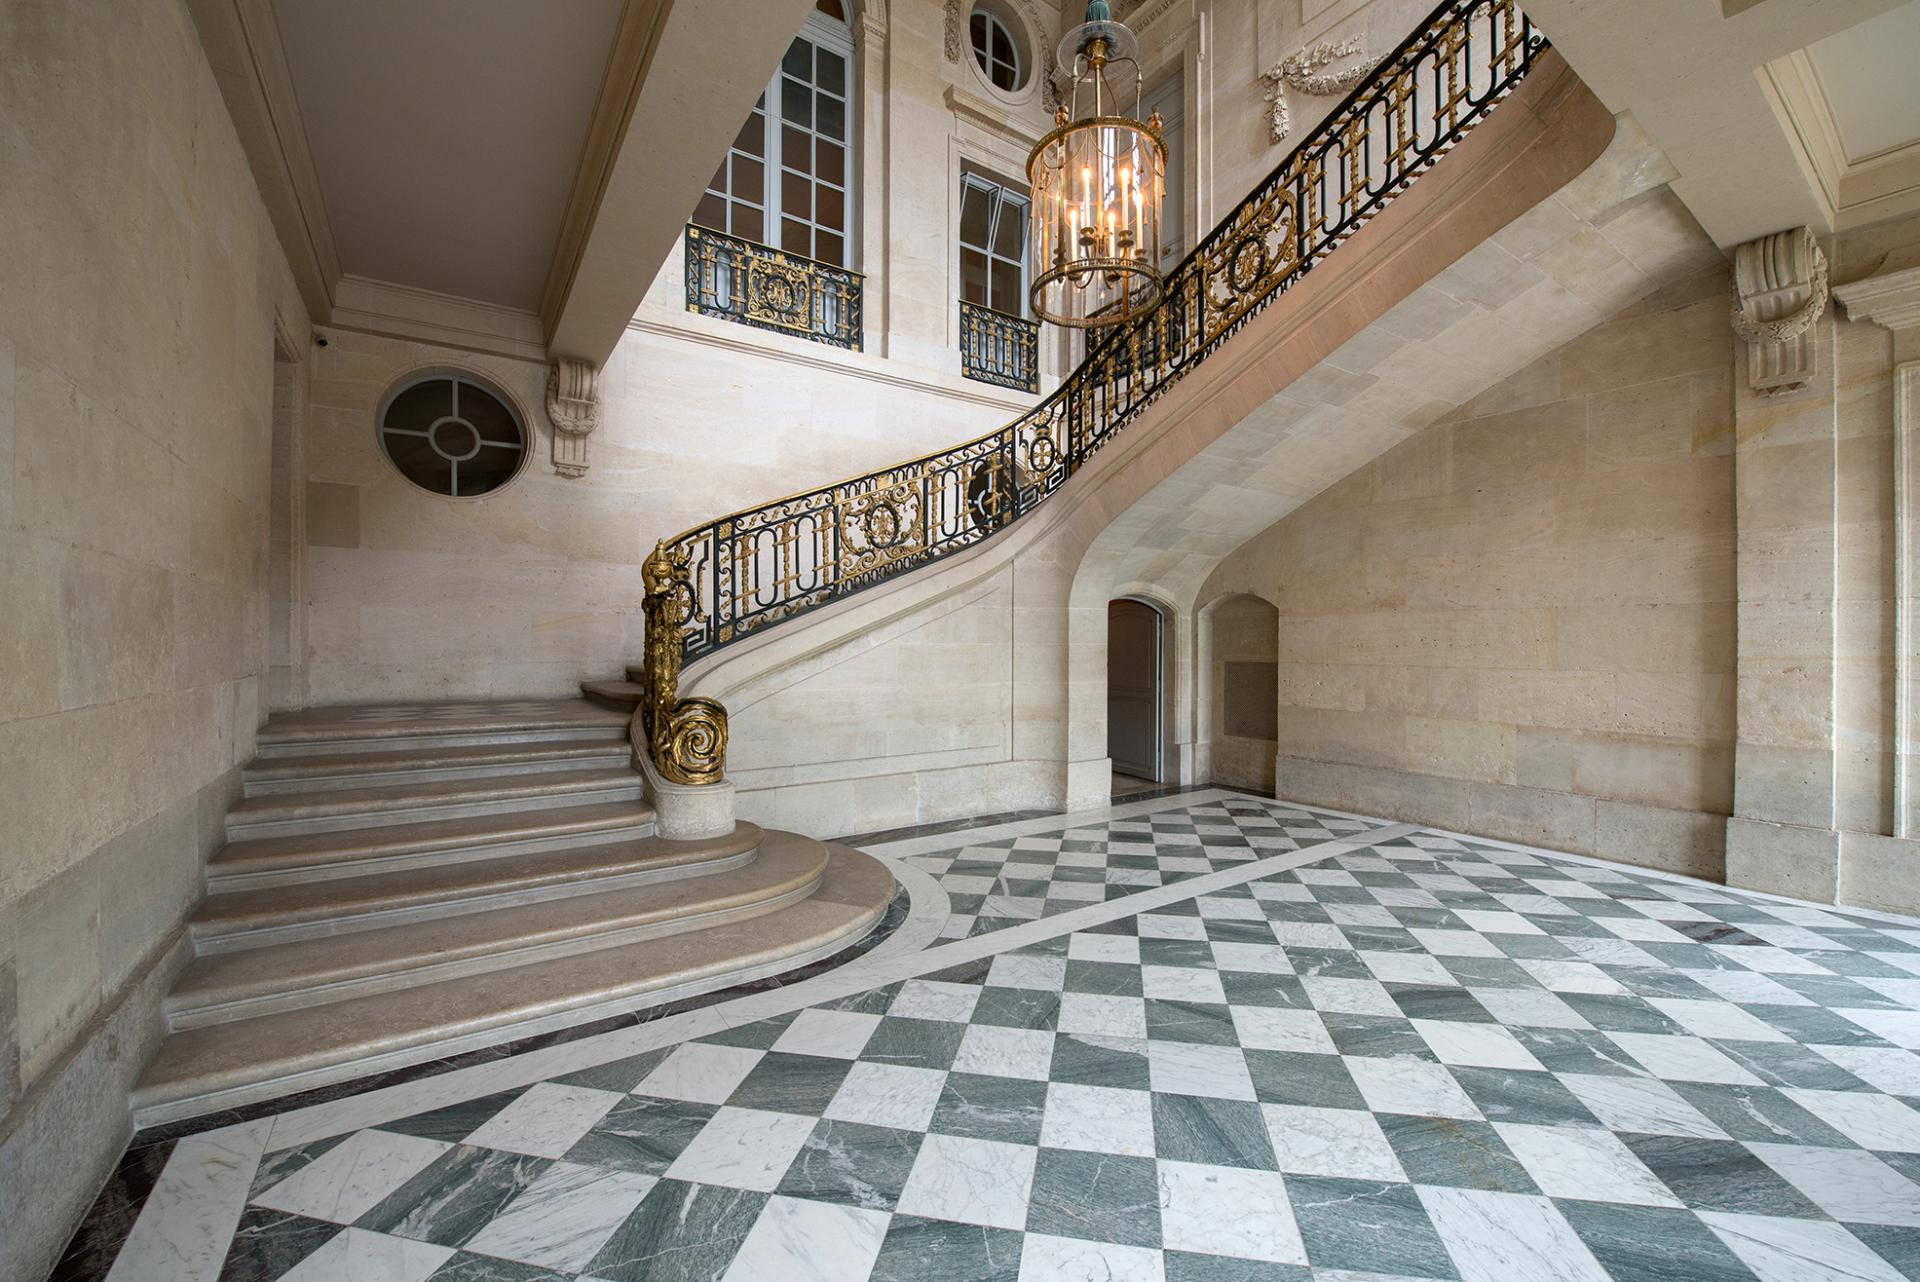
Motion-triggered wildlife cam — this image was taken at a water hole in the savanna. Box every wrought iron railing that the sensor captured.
[660,0,1544,668]
[685,223,863,350]
[960,300,1041,393]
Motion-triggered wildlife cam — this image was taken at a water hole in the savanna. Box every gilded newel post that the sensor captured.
[637,542,729,784]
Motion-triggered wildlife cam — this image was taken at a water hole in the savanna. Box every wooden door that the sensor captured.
[1108,599,1161,780]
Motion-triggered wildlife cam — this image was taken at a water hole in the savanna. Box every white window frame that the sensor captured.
[969,7,1023,92]
[958,168,1030,317]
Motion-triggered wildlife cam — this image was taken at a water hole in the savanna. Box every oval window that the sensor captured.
[377,373,527,498]
[970,7,1025,92]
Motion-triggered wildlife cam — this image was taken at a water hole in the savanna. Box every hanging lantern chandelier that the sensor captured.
[1027,0,1166,329]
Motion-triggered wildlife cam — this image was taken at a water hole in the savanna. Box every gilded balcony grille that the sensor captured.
[685,224,863,351]
[658,0,1545,670]
[960,300,1041,393]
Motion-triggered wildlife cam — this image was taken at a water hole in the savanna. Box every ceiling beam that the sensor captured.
[543,0,819,367]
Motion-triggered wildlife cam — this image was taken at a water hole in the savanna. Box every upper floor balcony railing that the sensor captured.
[650,0,1545,675]
[960,299,1041,394]
[685,223,863,351]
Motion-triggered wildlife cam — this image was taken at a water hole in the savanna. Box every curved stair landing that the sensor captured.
[134,698,894,1126]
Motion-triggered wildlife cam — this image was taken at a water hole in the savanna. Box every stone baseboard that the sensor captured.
[1726,818,1920,916]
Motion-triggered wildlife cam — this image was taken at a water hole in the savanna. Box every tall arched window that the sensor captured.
[694,7,855,266]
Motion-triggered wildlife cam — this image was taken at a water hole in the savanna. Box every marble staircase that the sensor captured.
[132,699,894,1125]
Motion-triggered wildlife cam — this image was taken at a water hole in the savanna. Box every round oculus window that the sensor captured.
[377,373,526,498]
[970,7,1024,92]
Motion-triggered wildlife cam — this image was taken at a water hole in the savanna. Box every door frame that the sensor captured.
[1109,595,1167,782]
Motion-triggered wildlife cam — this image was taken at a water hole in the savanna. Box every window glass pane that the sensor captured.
[815,0,844,17]
[993,198,1026,257]
[783,125,811,171]
[971,13,988,56]
[817,94,845,142]
[818,50,846,97]
[783,39,811,78]
[991,23,1012,66]
[693,191,727,231]
[782,78,812,127]
[383,431,452,493]
[993,58,1017,91]
[961,248,990,305]
[817,231,844,267]
[384,379,452,433]
[816,141,844,186]
[734,112,765,157]
[815,184,845,233]
[783,217,811,255]
[959,183,992,251]
[460,443,519,495]
[705,158,730,197]
[990,259,1021,312]
[464,383,521,444]
[732,155,764,200]
[735,205,764,243]
[783,169,812,221]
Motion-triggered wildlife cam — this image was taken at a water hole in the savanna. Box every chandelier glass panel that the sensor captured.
[1027,2,1166,329]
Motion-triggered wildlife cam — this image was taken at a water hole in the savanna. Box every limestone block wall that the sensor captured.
[1206,594,1281,792]
[1198,262,1738,877]
[0,0,307,1275]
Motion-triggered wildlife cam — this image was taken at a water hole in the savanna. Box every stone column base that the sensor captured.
[638,752,737,840]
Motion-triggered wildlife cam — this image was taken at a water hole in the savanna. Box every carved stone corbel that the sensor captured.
[1731,226,1830,397]
[545,357,600,478]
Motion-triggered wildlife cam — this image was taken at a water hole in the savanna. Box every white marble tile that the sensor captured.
[1069,933,1141,964]
[1731,922,1841,951]
[106,1120,270,1282]
[276,1229,452,1282]
[1494,1123,1681,1207]
[1139,914,1210,941]
[1413,1020,1545,1071]
[1522,878,1607,900]
[952,1024,1055,1080]
[464,1162,656,1271]
[1417,1186,1612,1282]
[772,1008,883,1059]
[894,1133,1038,1230]
[1209,941,1294,975]
[1516,960,1629,995]
[1041,1083,1156,1157]
[1346,1058,1481,1121]
[1408,928,1506,958]
[1361,951,1458,986]
[1708,944,1831,975]
[1562,937,1664,968]
[1156,1161,1305,1264]
[1197,895,1268,921]
[1783,1089,1920,1152]
[1230,1007,1336,1054]
[1059,992,1149,1039]
[1271,921,1350,950]
[1558,1074,1729,1139]
[633,1042,766,1104]
[1596,916,1693,943]
[987,953,1068,991]
[1017,1233,1165,1282]
[889,979,983,1022]
[1647,998,1792,1043]
[1141,964,1228,1004]
[1605,1033,1766,1085]
[1748,1144,1920,1226]
[1147,1041,1257,1101]
[824,1061,949,1131]
[1493,893,1581,917]
[1684,970,1815,1006]
[253,1130,451,1224]
[1262,1104,1406,1180]
[1701,1211,1907,1282]
[1835,1007,1920,1049]
[463,1083,624,1158]
[1299,976,1401,1017]
[1453,910,1546,936]
[1469,988,1594,1030]
[663,1107,816,1191]
[1811,1045,1920,1096]
[721,1194,889,1282]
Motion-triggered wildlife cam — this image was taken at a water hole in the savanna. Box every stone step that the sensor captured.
[581,679,644,712]
[134,844,895,1123]
[169,831,829,1028]
[254,698,630,759]
[224,768,646,840]
[243,737,632,795]
[192,824,766,949]
[209,802,660,888]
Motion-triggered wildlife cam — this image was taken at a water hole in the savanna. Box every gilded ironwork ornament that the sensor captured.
[684,224,864,350]
[637,542,729,785]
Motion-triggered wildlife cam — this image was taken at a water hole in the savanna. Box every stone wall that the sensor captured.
[0,0,307,1275]
[1200,259,1738,877]
[1207,594,1280,792]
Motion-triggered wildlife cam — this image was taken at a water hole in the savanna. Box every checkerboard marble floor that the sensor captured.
[80,793,1920,1282]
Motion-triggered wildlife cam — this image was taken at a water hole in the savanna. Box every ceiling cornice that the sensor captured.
[538,0,676,343]
[186,0,342,322]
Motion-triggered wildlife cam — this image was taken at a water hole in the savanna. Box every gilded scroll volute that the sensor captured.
[638,542,729,785]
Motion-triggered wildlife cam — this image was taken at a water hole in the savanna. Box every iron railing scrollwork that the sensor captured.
[960,300,1041,393]
[655,0,1545,688]
[685,224,863,351]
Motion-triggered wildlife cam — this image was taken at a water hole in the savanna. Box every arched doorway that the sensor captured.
[1202,593,1279,792]
[1108,598,1164,790]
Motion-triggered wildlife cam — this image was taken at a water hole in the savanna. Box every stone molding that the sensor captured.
[1834,261,1920,335]
[1730,225,1830,396]
[544,357,601,479]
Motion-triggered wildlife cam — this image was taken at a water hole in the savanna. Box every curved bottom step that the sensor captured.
[133,842,897,1125]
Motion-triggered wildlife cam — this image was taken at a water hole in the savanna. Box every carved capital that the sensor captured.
[545,357,600,478]
[1731,227,1830,398]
